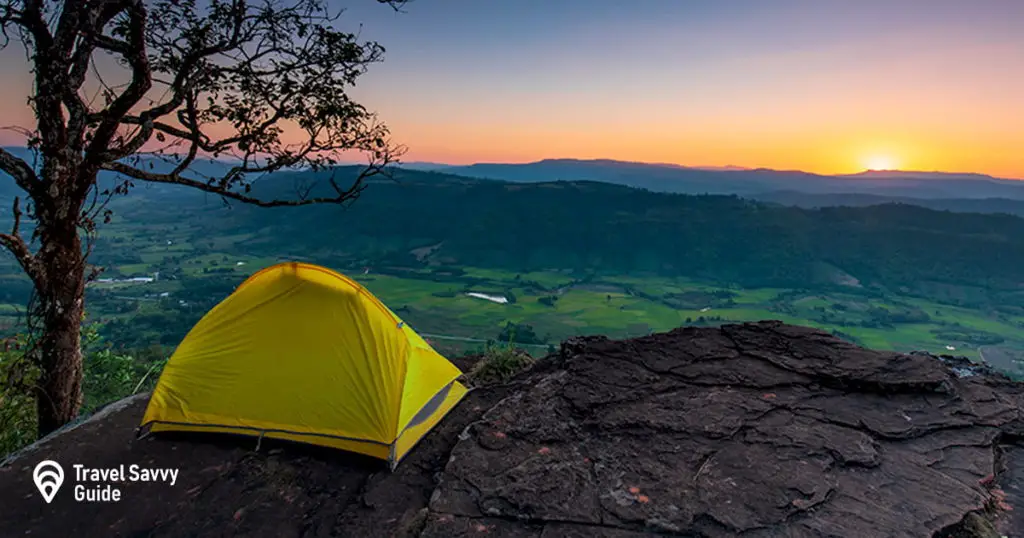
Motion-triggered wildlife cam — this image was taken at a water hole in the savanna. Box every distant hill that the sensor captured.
[444,158,1024,201]
[396,162,456,171]
[444,159,784,195]
[691,164,751,171]
[5,147,1024,204]
[753,190,1024,217]
[836,170,999,181]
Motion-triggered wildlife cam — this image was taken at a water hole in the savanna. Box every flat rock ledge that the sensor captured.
[1,322,1022,538]
[424,322,1024,537]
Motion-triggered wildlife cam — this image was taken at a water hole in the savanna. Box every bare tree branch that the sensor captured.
[0,146,41,195]
[62,0,129,152]
[21,0,68,156]
[81,0,151,173]
[101,155,390,208]
[0,196,43,285]
[15,0,52,51]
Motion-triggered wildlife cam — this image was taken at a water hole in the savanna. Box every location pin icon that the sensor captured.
[33,460,64,504]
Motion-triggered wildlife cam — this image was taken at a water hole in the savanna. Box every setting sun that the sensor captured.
[863,155,899,171]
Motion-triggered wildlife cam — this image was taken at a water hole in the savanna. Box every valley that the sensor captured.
[4,237,1023,374]
[3,165,1024,401]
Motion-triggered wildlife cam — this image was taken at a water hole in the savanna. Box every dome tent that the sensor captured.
[139,262,468,469]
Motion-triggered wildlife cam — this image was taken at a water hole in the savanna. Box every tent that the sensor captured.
[139,262,468,469]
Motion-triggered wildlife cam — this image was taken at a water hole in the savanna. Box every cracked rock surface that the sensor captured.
[1,322,1021,537]
[425,322,1024,537]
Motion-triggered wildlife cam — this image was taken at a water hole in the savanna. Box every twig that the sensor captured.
[131,360,165,395]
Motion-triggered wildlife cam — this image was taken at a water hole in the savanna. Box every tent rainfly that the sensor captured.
[138,262,468,469]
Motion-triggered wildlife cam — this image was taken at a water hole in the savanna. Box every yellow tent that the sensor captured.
[139,262,468,469]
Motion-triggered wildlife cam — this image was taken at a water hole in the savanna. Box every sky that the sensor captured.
[0,0,1022,177]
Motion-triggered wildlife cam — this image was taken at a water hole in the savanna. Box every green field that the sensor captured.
[355,270,1024,360]
[6,256,1020,364]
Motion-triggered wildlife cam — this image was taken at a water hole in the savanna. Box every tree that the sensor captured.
[497,321,543,345]
[0,0,407,436]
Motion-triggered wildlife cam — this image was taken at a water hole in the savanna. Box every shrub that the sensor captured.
[80,323,167,414]
[81,349,137,414]
[0,336,38,457]
[468,340,536,385]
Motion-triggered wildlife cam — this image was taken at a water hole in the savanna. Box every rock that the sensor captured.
[2,321,1021,537]
[425,321,1023,537]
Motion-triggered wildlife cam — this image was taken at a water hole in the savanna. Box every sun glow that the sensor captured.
[863,155,898,171]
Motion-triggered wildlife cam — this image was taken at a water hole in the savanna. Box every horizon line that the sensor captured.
[1,144,1022,181]
[401,157,1024,181]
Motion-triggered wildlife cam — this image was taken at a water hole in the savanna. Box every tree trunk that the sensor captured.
[33,228,87,437]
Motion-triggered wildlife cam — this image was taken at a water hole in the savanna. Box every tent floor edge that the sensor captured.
[142,421,393,461]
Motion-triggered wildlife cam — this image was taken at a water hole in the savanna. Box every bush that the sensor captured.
[537,295,558,307]
[81,349,137,414]
[468,341,536,385]
[497,321,544,345]
[0,337,38,457]
[80,323,166,414]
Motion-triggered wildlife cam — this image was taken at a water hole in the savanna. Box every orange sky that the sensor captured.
[349,21,1024,178]
[0,0,1022,178]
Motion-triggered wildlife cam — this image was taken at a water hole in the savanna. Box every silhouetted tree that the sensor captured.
[0,0,406,436]
[498,321,543,345]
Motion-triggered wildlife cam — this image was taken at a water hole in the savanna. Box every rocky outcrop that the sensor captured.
[1,322,1021,537]
[424,322,1023,537]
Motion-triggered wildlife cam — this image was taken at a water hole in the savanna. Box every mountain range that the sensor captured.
[3,146,1024,203]
[437,158,1024,200]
